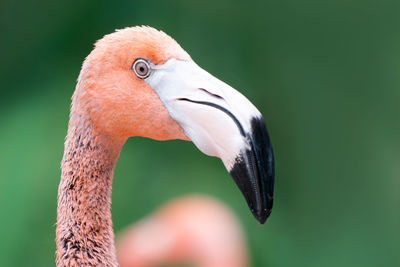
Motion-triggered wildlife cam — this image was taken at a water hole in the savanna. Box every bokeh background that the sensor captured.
[1,0,399,266]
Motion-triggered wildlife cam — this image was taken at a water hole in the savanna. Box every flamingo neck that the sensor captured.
[56,111,126,266]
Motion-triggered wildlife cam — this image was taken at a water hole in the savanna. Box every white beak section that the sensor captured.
[145,58,275,224]
[145,59,260,170]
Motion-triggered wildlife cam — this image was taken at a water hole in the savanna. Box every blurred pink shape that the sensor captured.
[116,195,249,267]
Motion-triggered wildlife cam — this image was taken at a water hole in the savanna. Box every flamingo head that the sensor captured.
[74,26,274,224]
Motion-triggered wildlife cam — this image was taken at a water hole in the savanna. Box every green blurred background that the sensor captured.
[1,0,399,266]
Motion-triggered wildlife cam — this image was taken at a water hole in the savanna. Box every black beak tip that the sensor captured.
[229,147,274,224]
[255,212,267,225]
[228,116,275,225]
[253,205,272,225]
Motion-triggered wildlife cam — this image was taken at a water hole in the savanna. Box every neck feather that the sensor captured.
[56,111,125,266]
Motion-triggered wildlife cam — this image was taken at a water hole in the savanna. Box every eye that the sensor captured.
[132,58,151,79]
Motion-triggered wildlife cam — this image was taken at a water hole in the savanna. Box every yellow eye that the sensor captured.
[132,58,151,79]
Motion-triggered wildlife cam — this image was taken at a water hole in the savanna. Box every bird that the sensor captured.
[56,26,274,266]
[116,195,249,267]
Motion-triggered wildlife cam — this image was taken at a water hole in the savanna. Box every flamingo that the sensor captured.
[57,26,274,266]
[116,195,249,267]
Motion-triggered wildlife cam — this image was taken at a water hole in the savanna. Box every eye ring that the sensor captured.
[132,58,151,79]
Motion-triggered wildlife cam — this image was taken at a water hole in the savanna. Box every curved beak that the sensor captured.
[146,59,275,224]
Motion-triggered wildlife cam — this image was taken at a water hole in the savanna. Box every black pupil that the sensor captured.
[136,61,148,76]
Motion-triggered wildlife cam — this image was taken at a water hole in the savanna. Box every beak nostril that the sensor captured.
[199,88,224,99]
